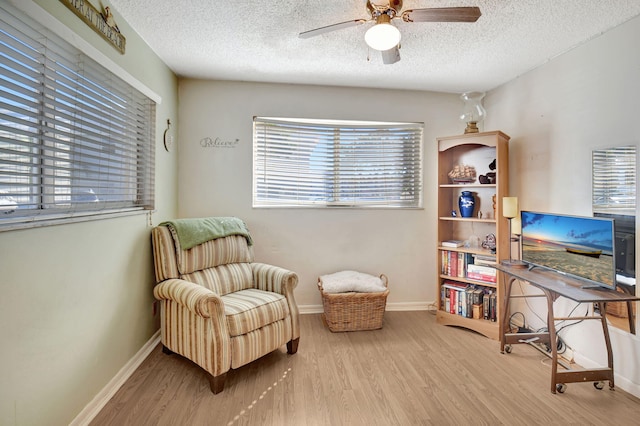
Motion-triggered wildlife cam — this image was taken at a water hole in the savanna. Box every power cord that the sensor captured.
[535,327,567,354]
[509,311,530,334]
[513,281,591,357]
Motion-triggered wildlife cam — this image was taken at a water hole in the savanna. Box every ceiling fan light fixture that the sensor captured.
[365,15,401,51]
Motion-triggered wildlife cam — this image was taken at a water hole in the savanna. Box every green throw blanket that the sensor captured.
[161,217,253,250]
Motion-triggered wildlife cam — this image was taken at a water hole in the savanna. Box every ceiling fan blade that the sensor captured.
[401,7,481,23]
[381,45,400,64]
[299,19,368,39]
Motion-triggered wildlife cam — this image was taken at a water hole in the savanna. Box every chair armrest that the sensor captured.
[252,263,300,341]
[251,263,298,295]
[153,279,223,318]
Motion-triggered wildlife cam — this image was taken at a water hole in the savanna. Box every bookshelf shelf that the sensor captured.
[439,274,498,288]
[436,131,510,340]
[440,183,497,189]
[436,247,495,256]
[439,217,496,223]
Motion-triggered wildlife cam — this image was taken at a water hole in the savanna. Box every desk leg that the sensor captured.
[627,301,636,335]
[543,289,559,394]
[597,301,615,390]
[500,277,516,354]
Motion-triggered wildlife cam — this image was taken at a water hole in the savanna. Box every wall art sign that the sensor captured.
[200,137,240,149]
[59,0,126,54]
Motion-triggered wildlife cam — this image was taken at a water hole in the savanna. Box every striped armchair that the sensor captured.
[151,220,300,394]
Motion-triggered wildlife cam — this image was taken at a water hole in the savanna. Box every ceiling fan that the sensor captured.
[299,1,481,64]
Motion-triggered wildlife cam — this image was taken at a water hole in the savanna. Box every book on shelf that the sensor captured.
[489,292,497,322]
[466,263,497,283]
[450,288,457,314]
[457,252,464,278]
[442,281,467,290]
[450,252,458,276]
[472,253,497,266]
[483,292,491,320]
[472,288,484,306]
[464,286,475,318]
[442,287,449,311]
[441,240,464,248]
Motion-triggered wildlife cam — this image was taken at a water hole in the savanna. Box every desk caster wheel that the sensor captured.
[594,381,605,390]
[504,345,512,354]
[556,383,567,393]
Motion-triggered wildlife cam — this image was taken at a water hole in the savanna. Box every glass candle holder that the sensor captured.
[459,92,486,134]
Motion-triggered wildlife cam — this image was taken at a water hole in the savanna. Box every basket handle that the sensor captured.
[379,273,388,288]
[317,279,324,291]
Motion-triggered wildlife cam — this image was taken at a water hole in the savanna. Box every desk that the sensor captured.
[496,264,640,394]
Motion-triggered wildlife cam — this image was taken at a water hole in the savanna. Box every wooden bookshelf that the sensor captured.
[436,131,510,340]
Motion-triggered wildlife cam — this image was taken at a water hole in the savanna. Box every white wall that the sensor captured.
[485,14,640,396]
[0,1,179,425]
[177,80,467,309]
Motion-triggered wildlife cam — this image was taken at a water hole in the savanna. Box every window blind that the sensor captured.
[253,117,423,208]
[592,146,636,214]
[0,2,155,227]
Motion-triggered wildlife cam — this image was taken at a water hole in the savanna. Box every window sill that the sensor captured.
[0,208,150,232]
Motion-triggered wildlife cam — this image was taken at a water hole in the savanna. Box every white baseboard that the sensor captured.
[573,351,640,399]
[386,301,433,311]
[70,330,161,426]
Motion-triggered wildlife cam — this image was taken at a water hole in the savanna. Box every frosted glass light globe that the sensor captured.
[365,23,401,51]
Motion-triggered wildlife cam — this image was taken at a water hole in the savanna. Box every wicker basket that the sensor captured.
[318,273,389,332]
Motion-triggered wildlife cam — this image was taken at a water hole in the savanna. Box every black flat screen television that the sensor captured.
[594,212,635,279]
[520,211,616,290]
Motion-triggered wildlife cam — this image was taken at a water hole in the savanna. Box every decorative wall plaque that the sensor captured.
[59,0,126,54]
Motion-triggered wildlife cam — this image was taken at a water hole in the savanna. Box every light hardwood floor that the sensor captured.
[90,311,640,426]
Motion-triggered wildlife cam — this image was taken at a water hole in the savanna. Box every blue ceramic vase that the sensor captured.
[458,191,475,218]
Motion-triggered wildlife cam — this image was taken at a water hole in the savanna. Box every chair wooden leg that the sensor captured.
[209,373,227,394]
[287,338,299,354]
[162,345,174,355]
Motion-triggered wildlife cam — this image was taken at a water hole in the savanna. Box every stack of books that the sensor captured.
[441,240,464,248]
[441,250,497,284]
[466,264,497,283]
[441,282,497,321]
[441,250,474,278]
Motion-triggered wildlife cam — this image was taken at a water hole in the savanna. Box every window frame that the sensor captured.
[0,1,157,231]
[592,145,636,216]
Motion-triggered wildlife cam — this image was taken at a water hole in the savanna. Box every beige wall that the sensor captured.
[0,1,179,425]
[177,80,466,309]
[486,15,640,396]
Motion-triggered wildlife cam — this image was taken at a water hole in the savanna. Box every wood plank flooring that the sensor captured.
[90,311,640,426]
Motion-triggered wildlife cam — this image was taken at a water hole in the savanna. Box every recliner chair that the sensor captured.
[151,217,299,394]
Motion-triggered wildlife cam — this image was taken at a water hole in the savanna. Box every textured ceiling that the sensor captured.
[107,0,640,93]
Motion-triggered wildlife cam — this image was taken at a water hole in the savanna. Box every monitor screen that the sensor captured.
[521,211,616,290]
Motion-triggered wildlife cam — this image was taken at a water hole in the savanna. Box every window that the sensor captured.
[253,117,423,208]
[592,146,636,215]
[0,3,155,230]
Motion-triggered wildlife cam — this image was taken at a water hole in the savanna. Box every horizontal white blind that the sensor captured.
[592,146,636,214]
[0,2,155,226]
[253,117,423,208]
